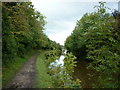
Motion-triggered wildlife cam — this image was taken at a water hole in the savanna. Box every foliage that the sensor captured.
[2,2,61,65]
[47,52,81,88]
[65,2,120,88]
[45,50,60,66]
[2,2,62,86]
[35,51,55,88]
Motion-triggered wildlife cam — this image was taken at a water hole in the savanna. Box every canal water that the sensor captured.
[73,59,99,88]
[50,50,66,66]
[50,50,98,88]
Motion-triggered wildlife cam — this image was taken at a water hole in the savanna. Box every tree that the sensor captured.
[65,2,120,88]
[2,2,61,65]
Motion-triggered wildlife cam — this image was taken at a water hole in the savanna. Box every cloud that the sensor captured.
[48,29,73,45]
[45,20,76,45]
[31,0,119,3]
[45,20,76,32]
[31,0,118,45]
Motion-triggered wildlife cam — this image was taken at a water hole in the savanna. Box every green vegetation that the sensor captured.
[2,1,119,89]
[2,2,61,87]
[36,50,81,88]
[35,50,61,88]
[47,52,81,88]
[65,2,120,88]
[35,51,55,88]
[2,2,61,66]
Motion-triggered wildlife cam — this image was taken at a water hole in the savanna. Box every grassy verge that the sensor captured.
[35,50,56,88]
[2,50,36,87]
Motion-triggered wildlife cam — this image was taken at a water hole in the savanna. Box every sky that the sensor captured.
[31,0,119,45]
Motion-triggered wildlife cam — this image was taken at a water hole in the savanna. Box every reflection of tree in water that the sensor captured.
[73,59,99,88]
[48,52,81,88]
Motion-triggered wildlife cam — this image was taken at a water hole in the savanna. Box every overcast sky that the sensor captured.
[31,0,119,45]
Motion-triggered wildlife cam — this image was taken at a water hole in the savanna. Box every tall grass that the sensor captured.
[35,51,54,88]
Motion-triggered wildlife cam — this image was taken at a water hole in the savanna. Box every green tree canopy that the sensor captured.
[2,2,61,65]
[65,2,120,88]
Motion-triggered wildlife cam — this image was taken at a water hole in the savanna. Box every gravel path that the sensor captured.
[5,53,39,88]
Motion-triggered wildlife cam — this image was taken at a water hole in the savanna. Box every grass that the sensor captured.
[35,51,56,88]
[2,50,36,87]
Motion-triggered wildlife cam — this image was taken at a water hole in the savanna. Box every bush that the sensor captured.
[65,2,120,88]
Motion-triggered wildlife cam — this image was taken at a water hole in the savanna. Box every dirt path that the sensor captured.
[5,53,39,88]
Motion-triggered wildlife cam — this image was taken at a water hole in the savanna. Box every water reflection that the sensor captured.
[50,55,65,66]
[50,50,67,66]
[56,55,64,66]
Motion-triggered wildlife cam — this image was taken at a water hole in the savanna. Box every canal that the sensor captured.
[73,59,99,88]
[50,50,98,88]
